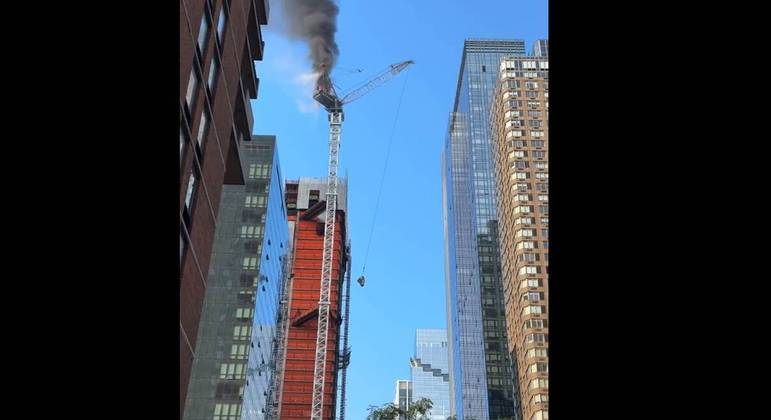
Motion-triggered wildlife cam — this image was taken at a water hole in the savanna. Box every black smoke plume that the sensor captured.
[281,0,339,76]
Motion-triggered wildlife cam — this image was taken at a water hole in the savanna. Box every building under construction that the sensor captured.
[275,177,350,419]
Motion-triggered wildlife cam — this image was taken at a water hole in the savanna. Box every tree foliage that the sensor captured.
[367,397,434,420]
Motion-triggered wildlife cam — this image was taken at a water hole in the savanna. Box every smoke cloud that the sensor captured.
[281,0,340,76]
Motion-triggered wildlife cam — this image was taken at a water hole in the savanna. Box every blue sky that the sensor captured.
[252,0,547,416]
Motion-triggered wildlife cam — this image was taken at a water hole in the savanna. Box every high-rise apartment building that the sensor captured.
[410,329,452,419]
[180,1,270,414]
[183,135,289,420]
[278,178,349,420]
[490,52,549,420]
[394,379,413,419]
[442,39,524,420]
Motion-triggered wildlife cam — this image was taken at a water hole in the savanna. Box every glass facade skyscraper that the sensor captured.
[531,40,548,57]
[183,136,289,420]
[394,379,413,420]
[410,329,451,420]
[442,39,526,419]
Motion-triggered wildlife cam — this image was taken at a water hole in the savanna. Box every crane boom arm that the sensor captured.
[340,60,414,105]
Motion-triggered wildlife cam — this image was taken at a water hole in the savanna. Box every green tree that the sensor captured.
[367,397,434,420]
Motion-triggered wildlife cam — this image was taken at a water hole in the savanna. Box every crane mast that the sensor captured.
[309,60,413,420]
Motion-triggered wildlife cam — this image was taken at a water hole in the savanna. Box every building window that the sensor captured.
[531,409,549,420]
[244,195,266,208]
[538,194,548,201]
[539,205,549,214]
[216,6,227,44]
[519,253,539,263]
[516,241,536,250]
[197,110,210,147]
[531,130,544,138]
[525,333,548,343]
[514,182,530,191]
[248,164,271,179]
[535,173,549,179]
[525,333,548,344]
[514,205,533,214]
[235,307,253,319]
[526,347,549,358]
[242,257,257,270]
[207,54,220,95]
[230,344,249,360]
[513,172,530,179]
[213,403,242,420]
[185,68,200,111]
[218,363,245,380]
[180,128,187,158]
[532,394,549,405]
[197,10,211,54]
[515,229,534,238]
[233,325,251,341]
[520,278,540,289]
[524,319,547,330]
[528,362,549,373]
[184,171,198,211]
[507,100,522,109]
[535,161,548,169]
[240,225,263,238]
[532,140,545,148]
[522,291,544,302]
[522,305,545,316]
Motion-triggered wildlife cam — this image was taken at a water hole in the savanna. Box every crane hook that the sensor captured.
[357,276,366,287]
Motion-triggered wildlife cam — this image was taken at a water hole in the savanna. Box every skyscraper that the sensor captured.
[442,39,524,419]
[531,40,548,57]
[180,1,270,414]
[183,135,290,420]
[490,52,549,420]
[278,177,349,420]
[394,379,413,420]
[410,329,452,420]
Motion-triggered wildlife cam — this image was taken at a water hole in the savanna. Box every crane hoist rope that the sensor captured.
[360,66,411,277]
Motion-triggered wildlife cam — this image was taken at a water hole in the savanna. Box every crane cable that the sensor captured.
[360,66,412,276]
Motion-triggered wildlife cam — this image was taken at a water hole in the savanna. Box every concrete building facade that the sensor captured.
[490,52,549,420]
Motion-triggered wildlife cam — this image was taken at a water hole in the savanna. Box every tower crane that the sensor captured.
[309,60,413,420]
